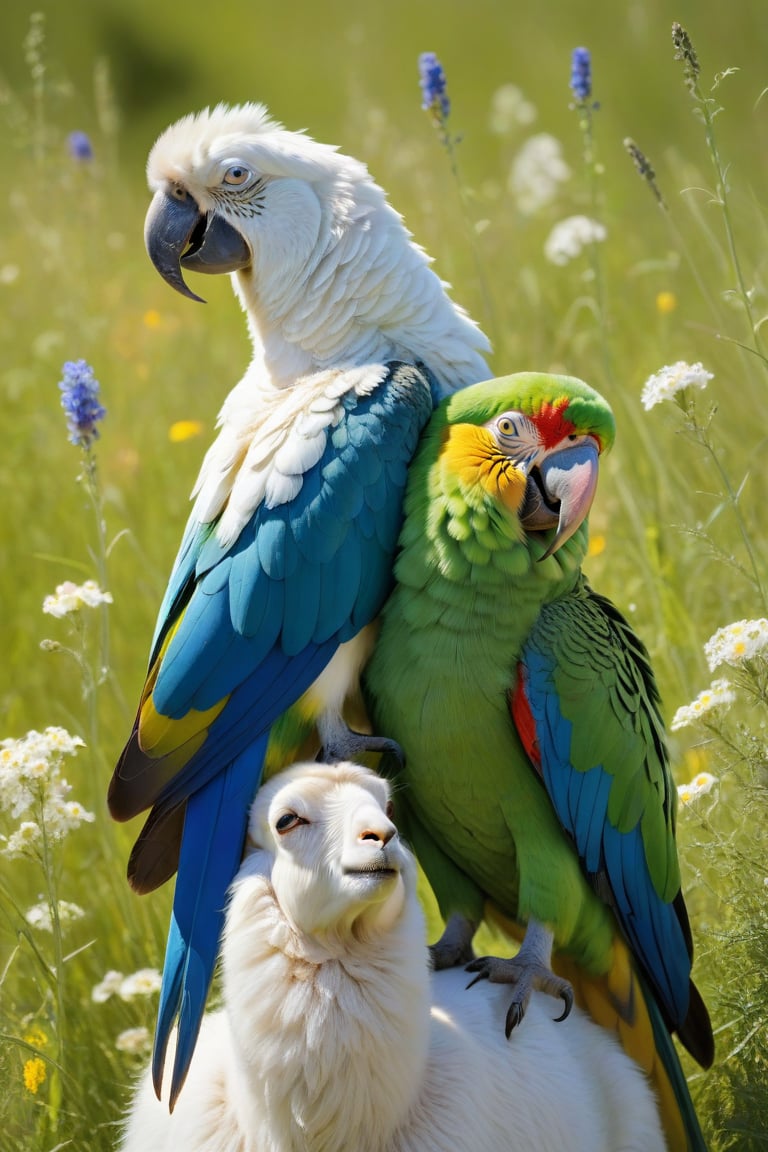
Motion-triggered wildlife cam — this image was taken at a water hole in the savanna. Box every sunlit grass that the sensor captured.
[1,9,767,1150]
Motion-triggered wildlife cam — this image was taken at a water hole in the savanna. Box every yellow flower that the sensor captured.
[656,291,677,315]
[143,309,163,329]
[23,1026,48,1049]
[23,1057,46,1094]
[587,534,605,558]
[169,420,204,443]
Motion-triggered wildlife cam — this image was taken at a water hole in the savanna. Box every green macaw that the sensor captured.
[364,372,713,1151]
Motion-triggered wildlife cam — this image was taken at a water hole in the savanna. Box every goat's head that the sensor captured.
[244,761,413,940]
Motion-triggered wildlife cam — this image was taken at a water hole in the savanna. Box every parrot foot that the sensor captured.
[429,914,478,970]
[317,713,404,766]
[464,920,573,1039]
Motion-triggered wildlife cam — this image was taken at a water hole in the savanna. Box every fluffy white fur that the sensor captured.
[121,762,666,1152]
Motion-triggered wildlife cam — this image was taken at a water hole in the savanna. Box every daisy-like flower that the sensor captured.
[25,899,85,932]
[43,579,113,618]
[50,796,96,833]
[92,970,125,1004]
[58,359,106,448]
[0,727,92,855]
[3,821,42,858]
[116,1027,151,1054]
[118,968,162,1000]
[508,134,571,215]
[704,618,768,672]
[544,214,606,266]
[489,84,537,134]
[670,678,736,730]
[677,771,719,806]
[640,361,713,410]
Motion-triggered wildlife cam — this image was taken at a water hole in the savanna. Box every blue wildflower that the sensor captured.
[418,52,450,125]
[570,47,592,103]
[59,360,106,448]
[68,131,93,162]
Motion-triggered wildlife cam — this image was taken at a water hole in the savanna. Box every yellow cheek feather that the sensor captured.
[439,424,528,514]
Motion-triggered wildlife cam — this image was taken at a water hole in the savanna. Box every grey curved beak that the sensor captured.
[144,188,251,303]
[520,438,600,561]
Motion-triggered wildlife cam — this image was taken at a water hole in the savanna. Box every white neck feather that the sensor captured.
[231,191,489,395]
[222,868,430,1152]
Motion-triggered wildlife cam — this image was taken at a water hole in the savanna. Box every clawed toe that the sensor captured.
[464,951,573,1038]
[317,719,404,766]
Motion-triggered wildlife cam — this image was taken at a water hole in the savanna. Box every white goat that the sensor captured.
[120,762,666,1152]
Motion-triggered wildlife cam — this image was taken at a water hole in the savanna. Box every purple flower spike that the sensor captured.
[418,52,450,124]
[570,48,592,103]
[59,360,106,448]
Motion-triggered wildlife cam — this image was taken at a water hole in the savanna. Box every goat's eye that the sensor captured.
[386,800,394,819]
[275,811,308,835]
[223,164,252,187]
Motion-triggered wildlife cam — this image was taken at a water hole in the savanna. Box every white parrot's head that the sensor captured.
[144,102,381,304]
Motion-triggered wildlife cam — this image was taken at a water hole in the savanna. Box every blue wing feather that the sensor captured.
[152,733,269,1108]
[520,584,692,1032]
[111,362,434,1104]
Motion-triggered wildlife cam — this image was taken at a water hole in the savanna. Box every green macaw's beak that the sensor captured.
[144,188,251,303]
[521,438,600,561]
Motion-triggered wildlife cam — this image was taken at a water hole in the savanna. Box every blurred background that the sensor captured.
[1,1,767,1147]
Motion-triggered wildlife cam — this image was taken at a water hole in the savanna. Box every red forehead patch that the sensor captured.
[533,399,576,449]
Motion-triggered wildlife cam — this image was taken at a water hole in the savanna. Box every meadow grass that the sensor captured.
[1,6,767,1149]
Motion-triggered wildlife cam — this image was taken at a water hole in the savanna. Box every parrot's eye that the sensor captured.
[498,417,515,435]
[386,800,394,819]
[275,811,309,835]
[223,164,253,187]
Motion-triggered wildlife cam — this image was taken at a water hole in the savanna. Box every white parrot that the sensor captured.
[109,103,490,1106]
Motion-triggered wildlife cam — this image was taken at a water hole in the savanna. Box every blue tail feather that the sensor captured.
[151,733,269,1108]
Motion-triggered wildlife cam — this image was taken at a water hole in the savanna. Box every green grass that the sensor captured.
[1,3,767,1148]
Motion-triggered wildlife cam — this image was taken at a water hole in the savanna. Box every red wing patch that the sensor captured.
[509,663,542,775]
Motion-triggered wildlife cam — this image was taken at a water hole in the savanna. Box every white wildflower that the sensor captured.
[0,727,90,848]
[92,970,125,1004]
[42,579,113,618]
[3,821,42,858]
[47,796,96,832]
[115,1027,151,1054]
[704,618,768,671]
[544,215,607,266]
[25,899,85,932]
[670,678,736,730]
[640,361,713,411]
[508,133,571,215]
[119,968,162,1000]
[489,84,537,134]
[40,727,86,755]
[677,772,719,806]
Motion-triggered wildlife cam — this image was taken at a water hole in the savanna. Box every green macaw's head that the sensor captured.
[436,372,615,563]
